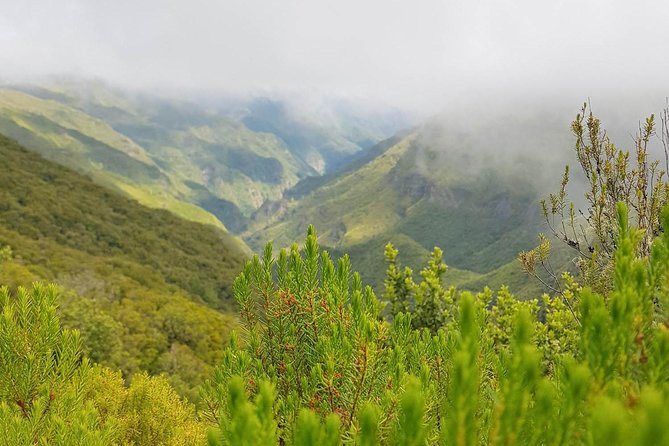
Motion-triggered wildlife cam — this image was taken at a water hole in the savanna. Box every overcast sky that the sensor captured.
[1,0,667,112]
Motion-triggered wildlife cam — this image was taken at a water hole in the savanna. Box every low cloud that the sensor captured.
[1,0,668,114]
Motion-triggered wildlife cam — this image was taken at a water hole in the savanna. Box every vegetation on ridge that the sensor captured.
[245,113,574,298]
[3,81,404,230]
[0,134,250,400]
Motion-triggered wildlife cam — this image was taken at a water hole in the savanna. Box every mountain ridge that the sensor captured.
[244,111,576,296]
[0,80,407,232]
[0,133,253,398]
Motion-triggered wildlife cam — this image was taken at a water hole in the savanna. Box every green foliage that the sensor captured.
[58,293,123,365]
[0,134,247,307]
[3,198,669,445]
[206,377,279,446]
[531,103,669,295]
[201,226,396,442]
[0,284,113,444]
[86,368,205,445]
[0,244,12,262]
[0,135,246,399]
[383,243,455,333]
[0,283,205,445]
[205,207,669,444]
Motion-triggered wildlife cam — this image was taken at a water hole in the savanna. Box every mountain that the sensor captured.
[2,79,408,232]
[245,109,577,296]
[0,134,250,399]
[0,87,233,230]
[0,77,589,297]
[238,96,410,173]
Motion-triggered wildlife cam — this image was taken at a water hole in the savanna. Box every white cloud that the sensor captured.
[1,0,668,112]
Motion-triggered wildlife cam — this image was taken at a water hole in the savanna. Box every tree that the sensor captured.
[521,102,669,296]
[86,368,205,446]
[0,283,206,445]
[382,244,455,333]
[0,244,12,263]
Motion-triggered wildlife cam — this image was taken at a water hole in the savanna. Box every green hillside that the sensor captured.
[0,134,250,399]
[240,97,407,173]
[0,88,232,230]
[246,112,573,297]
[0,83,307,229]
[0,79,576,299]
[71,89,309,216]
[6,80,406,232]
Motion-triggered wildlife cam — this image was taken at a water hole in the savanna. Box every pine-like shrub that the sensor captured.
[2,209,669,445]
[203,204,669,445]
[0,283,114,445]
[0,283,205,445]
[523,103,669,296]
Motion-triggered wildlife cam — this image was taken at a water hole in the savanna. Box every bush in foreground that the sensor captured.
[2,204,669,445]
[203,204,669,445]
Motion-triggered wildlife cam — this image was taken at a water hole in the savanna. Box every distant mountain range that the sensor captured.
[244,110,578,295]
[0,79,408,232]
[6,78,659,298]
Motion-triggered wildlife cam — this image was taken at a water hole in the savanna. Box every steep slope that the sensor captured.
[239,97,408,173]
[0,88,230,229]
[8,80,408,231]
[65,88,309,216]
[0,134,251,398]
[247,110,574,296]
[0,133,248,307]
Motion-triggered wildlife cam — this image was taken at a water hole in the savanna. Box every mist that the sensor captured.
[3,0,668,205]
[2,0,668,115]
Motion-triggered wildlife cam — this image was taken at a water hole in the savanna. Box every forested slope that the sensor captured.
[0,134,250,399]
[2,80,406,231]
[246,111,574,296]
[2,106,669,445]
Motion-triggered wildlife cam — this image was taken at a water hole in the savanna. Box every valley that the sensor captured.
[0,79,586,302]
[1,78,666,444]
[1,79,650,406]
[245,110,577,294]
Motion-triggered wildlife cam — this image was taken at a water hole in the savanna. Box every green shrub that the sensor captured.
[0,284,114,444]
[0,283,206,445]
[203,204,669,445]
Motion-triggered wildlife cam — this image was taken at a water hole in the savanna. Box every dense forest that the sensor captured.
[0,134,250,401]
[2,104,669,444]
